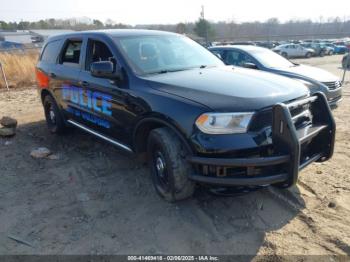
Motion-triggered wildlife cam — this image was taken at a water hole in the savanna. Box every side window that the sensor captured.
[242,54,254,64]
[211,50,223,60]
[224,50,240,65]
[60,40,82,66]
[85,39,113,71]
[40,40,62,63]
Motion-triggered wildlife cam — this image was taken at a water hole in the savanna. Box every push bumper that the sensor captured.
[188,93,336,188]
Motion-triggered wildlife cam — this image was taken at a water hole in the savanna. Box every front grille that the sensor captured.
[249,109,272,132]
[249,98,313,132]
[322,81,342,90]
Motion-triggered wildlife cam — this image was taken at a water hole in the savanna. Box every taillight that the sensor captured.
[36,69,49,89]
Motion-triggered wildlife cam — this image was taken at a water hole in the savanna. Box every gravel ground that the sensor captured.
[0,55,349,256]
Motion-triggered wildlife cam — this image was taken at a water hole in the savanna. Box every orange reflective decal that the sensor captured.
[36,69,49,89]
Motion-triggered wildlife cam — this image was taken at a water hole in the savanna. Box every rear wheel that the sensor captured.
[305,52,312,58]
[147,127,195,202]
[43,95,67,134]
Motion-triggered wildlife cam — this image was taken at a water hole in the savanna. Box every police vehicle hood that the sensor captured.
[143,66,309,111]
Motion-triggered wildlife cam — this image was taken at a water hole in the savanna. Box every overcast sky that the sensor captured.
[0,0,349,24]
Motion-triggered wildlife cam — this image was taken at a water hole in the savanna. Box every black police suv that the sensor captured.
[36,30,336,202]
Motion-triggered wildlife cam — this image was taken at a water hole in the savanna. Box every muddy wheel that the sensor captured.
[147,127,195,202]
[43,95,67,134]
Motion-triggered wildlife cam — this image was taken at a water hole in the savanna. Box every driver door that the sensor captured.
[77,38,130,142]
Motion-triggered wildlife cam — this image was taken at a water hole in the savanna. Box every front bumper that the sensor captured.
[188,93,336,188]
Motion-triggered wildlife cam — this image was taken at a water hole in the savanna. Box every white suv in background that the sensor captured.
[273,44,315,58]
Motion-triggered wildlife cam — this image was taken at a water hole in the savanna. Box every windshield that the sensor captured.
[114,35,224,75]
[252,49,295,68]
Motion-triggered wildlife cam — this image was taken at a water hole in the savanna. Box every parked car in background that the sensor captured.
[320,43,334,55]
[209,45,342,108]
[0,41,24,51]
[325,43,348,54]
[255,41,278,49]
[230,41,256,46]
[343,53,350,69]
[301,43,327,56]
[333,41,350,50]
[272,44,314,58]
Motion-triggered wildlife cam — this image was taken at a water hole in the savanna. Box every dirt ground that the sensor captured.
[0,55,349,257]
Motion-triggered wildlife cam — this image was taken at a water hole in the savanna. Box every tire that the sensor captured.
[328,50,333,56]
[281,52,288,58]
[320,50,325,57]
[43,95,67,134]
[147,127,195,202]
[305,52,312,58]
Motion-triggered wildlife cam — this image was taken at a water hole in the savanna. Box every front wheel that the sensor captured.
[281,52,288,58]
[147,127,195,202]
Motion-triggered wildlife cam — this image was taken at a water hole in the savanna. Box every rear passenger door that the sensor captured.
[288,44,298,57]
[49,38,85,121]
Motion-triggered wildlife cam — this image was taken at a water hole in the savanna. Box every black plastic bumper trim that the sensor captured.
[189,173,288,186]
[187,155,290,167]
[299,153,323,170]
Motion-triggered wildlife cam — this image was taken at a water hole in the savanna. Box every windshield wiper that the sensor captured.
[147,68,192,75]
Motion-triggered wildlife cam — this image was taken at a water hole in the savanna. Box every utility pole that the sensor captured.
[201,5,209,46]
[342,53,349,84]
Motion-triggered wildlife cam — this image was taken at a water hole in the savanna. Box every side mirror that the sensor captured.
[242,62,258,69]
[90,61,123,80]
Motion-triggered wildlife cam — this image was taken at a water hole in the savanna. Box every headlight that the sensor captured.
[195,112,254,134]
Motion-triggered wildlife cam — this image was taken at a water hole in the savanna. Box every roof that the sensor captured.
[210,45,269,52]
[48,29,178,41]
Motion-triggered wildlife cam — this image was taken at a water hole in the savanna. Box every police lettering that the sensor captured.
[62,85,112,116]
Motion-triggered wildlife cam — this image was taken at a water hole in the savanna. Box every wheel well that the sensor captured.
[133,119,193,157]
[40,89,52,104]
[134,121,164,154]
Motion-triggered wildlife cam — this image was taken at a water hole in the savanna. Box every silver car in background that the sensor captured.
[273,44,315,58]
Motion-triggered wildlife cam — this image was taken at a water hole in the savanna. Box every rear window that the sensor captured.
[40,40,62,63]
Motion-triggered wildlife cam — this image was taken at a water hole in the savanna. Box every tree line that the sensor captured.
[1,16,350,41]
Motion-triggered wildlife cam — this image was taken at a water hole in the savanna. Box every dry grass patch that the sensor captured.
[0,51,39,89]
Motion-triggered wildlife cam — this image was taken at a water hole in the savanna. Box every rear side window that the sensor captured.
[60,40,82,66]
[40,40,62,63]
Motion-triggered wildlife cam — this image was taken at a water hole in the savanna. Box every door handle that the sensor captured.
[49,72,56,78]
[79,81,89,87]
